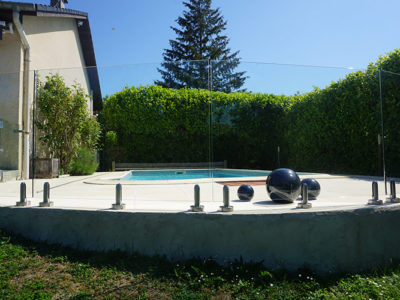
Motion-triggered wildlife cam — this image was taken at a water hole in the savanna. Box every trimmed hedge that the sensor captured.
[100,49,400,176]
[286,68,381,174]
[99,86,290,170]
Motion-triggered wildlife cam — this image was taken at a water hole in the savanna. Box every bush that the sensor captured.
[68,148,98,176]
[36,74,101,171]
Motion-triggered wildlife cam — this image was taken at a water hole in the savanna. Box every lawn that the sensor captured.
[0,229,398,299]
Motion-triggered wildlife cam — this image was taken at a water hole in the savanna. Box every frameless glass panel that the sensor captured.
[0,71,38,203]
[210,60,381,207]
[35,61,212,210]
[0,71,21,180]
[380,70,400,195]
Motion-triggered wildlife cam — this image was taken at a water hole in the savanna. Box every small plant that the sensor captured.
[68,148,98,176]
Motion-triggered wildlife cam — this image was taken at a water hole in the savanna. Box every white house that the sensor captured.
[0,0,101,180]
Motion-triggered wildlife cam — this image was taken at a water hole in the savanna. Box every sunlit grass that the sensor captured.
[0,229,399,299]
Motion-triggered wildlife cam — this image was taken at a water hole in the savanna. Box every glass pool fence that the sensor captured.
[0,60,398,207]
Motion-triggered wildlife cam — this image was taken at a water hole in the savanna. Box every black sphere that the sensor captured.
[266,168,301,203]
[300,178,321,200]
[237,184,254,201]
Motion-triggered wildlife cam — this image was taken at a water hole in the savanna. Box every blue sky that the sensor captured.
[19,0,400,95]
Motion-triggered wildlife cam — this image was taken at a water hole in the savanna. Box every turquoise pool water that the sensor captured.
[120,169,271,181]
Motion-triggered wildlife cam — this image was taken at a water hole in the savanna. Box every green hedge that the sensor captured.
[100,49,400,176]
[286,69,381,174]
[99,86,291,170]
[286,50,400,176]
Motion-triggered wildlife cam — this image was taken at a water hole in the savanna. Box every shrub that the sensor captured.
[36,74,101,171]
[68,148,98,176]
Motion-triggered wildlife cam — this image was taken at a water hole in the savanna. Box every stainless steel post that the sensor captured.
[20,182,26,203]
[368,181,383,205]
[220,185,233,212]
[190,184,204,212]
[43,182,49,203]
[116,183,122,205]
[39,182,54,207]
[386,180,400,203]
[16,182,30,206]
[297,183,312,208]
[112,184,125,210]
[373,181,378,200]
[194,184,200,207]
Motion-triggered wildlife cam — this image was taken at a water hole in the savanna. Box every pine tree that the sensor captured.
[155,0,246,92]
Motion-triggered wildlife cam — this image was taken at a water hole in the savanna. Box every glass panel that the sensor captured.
[211,60,381,206]
[0,70,35,202]
[0,71,21,177]
[34,61,212,209]
[9,59,389,209]
[380,70,400,195]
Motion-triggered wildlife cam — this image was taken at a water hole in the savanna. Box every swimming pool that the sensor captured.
[120,169,271,181]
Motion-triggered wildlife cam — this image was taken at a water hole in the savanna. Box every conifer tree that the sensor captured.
[155,0,246,92]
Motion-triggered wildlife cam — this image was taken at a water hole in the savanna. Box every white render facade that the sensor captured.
[0,1,101,179]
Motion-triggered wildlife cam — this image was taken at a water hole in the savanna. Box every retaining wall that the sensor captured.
[1,205,400,274]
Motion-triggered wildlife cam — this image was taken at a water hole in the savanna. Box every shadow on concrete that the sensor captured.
[253,200,293,206]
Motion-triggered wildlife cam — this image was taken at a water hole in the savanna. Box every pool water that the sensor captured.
[120,169,271,181]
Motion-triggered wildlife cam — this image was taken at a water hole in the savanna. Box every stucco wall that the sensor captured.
[0,32,23,170]
[24,16,94,160]
[24,15,91,97]
[0,15,96,174]
[0,205,400,274]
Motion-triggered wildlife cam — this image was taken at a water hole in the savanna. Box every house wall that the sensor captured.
[0,14,94,174]
[26,16,94,163]
[24,16,94,160]
[24,15,92,111]
[0,31,23,171]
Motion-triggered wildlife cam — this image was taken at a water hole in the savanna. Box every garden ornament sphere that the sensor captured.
[237,184,254,201]
[266,168,301,203]
[300,178,321,200]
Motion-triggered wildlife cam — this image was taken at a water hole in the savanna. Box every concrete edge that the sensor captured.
[1,204,400,274]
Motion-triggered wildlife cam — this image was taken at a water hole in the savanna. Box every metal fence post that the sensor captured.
[220,185,233,212]
[16,182,31,206]
[368,181,383,205]
[297,183,312,208]
[190,184,204,212]
[39,182,54,207]
[112,183,126,210]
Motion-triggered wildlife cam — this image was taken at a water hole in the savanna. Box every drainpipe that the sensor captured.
[13,9,30,180]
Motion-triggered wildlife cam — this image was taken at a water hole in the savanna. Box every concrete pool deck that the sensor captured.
[0,171,397,212]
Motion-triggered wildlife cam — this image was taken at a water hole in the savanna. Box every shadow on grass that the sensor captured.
[1,227,400,299]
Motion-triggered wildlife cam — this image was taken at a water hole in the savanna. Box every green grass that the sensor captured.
[0,229,399,299]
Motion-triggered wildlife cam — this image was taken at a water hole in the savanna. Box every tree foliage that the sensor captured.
[155,0,246,92]
[36,74,101,171]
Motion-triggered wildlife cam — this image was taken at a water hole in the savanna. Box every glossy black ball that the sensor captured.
[266,168,301,203]
[300,178,321,200]
[237,184,254,201]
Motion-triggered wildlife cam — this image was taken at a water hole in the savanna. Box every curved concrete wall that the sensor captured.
[1,205,400,274]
